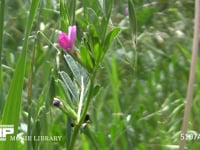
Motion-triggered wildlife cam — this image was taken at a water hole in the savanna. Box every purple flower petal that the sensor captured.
[68,25,76,46]
[125,7,129,15]
[58,32,72,51]
[58,25,76,52]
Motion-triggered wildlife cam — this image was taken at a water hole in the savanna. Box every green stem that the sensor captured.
[68,69,97,150]
[68,124,81,150]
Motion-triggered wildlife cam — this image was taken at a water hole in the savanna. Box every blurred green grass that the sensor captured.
[0,0,199,150]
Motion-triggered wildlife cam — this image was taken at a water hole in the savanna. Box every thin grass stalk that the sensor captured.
[26,37,36,150]
[179,0,200,149]
[0,0,40,149]
[0,0,5,66]
[0,0,5,113]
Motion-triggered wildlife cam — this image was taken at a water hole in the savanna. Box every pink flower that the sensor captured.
[58,25,76,51]
[125,7,129,16]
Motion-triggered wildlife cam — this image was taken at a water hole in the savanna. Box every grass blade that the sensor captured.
[59,71,79,101]
[64,54,82,86]
[128,0,137,45]
[0,0,6,115]
[0,0,40,149]
[0,0,5,67]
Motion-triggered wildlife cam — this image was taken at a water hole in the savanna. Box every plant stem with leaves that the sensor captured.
[68,69,97,150]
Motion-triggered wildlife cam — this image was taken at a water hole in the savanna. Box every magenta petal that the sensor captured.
[58,32,72,51]
[68,25,76,46]
[125,7,129,15]
[58,25,76,52]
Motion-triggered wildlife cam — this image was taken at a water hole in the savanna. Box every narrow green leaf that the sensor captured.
[106,28,120,46]
[66,0,76,24]
[64,54,82,86]
[98,0,113,41]
[0,0,6,115]
[102,27,120,54]
[59,71,79,101]
[103,0,113,19]
[58,79,73,105]
[0,0,40,150]
[0,0,5,66]
[92,85,100,98]
[100,17,108,42]
[87,8,100,38]
[128,0,137,44]
[93,42,100,62]
[80,46,94,72]
[177,44,191,60]
[60,0,68,32]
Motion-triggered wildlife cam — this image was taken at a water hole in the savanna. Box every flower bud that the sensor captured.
[53,97,77,120]
[53,97,63,107]
[58,25,76,52]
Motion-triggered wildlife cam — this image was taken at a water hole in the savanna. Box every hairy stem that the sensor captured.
[179,0,200,149]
